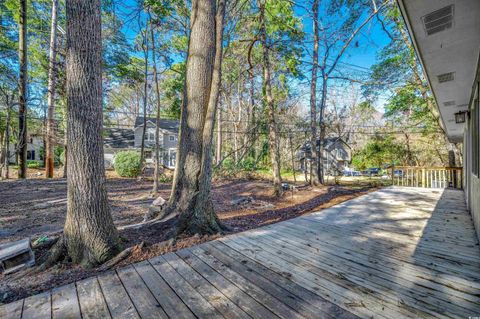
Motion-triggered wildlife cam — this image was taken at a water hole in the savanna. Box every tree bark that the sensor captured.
[1,97,12,179]
[62,0,121,266]
[318,72,327,184]
[139,29,149,165]
[289,134,296,183]
[46,0,59,178]
[259,0,282,196]
[309,0,321,185]
[216,108,222,164]
[249,72,256,160]
[18,0,28,179]
[161,0,226,236]
[150,16,161,194]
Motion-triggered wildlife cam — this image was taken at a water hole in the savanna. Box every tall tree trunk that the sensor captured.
[46,0,59,178]
[309,0,321,185]
[259,1,282,196]
[62,110,68,178]
[160,0,226,235]
[1,98,11,179]
[18,0,28,179]
[289,134,296,184]
[139,29,148,165]
[216,108,222,164]
[318,73,328,184]
[404,133,414,165]
[60,0,120,266]
[150,16,161,194]
[249,72,256,160]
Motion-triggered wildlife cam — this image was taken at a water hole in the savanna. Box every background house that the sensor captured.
[297,137,352,176]
[7,134,43,164]
[104,117,179,168]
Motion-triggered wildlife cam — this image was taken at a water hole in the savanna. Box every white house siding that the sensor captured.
[7,136,43,163]
[464,78,480,241]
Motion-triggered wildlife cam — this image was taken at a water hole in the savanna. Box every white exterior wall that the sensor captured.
[464,79,480,241]
[7,136,43,163]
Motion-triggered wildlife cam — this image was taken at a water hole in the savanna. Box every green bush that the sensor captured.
[55,146,65,166]
[114,151,142,177]
[27,160,41,169]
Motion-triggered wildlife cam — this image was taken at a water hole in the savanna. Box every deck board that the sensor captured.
[51,283,81,319]
[116,265,168,319]
[97,271,139,319]
[161,253,249,319]
[149,255,223,319]
[133,260,194,319]
[22,291,51,319]
[76,277,111,319]
[2,187,480,319]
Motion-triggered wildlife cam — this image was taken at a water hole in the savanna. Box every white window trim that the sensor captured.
[168,148,176,167]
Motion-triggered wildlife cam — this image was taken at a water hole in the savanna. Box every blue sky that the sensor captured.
[115,0,393,112]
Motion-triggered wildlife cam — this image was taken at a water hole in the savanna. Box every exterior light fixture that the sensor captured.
[454,111,468,124]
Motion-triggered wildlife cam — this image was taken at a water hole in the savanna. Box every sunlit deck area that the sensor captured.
[1,187,479,319]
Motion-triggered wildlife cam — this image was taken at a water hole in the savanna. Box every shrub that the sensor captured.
[114,151,142,177]
[55,147,65,166]
[27,160,41,169]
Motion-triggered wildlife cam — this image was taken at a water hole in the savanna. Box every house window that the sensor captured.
[27,150,35,160]
[168,149,176,167]
[145,130,155,142]
[169,135,175,141]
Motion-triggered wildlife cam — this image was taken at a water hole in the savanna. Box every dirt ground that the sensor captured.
[0,174,377,304]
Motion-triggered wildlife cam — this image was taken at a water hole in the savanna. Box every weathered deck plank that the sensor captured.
[76,277,111,319]
[97,271,139,319]
[161,253,249,319]
[149,255,223,319]
[2,187,479,319]
[0,299,23,319]
[133,260,194,319]
[22,291,51,319]
[116,265,168,319]
[51,283,81,319]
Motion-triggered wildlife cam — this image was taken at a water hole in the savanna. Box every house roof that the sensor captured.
[104,128,134,149]
[134,117,180,133]
[300,137,351,153]
[396,0,480,142]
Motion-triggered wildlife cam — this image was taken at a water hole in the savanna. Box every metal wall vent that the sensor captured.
[437,72,455,83]
[443,101,455,107]
[422,5,454,36]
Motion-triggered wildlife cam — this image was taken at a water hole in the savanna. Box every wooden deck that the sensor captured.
[1,187,480,319]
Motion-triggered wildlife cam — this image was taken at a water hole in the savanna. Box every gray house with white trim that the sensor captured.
[104,117,179,168]
[297,137,352,176]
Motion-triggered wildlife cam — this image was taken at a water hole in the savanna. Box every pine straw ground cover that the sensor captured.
[0,175,378,304]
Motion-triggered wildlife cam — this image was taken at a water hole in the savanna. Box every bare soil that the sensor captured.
[0,174,377,304]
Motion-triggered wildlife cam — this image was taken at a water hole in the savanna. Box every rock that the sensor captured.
[230,196,253,206]
[33,202,50,209]
[152,196,166,207]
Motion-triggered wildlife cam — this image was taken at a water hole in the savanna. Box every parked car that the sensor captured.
[393,169,404,177]
[366,167,380,176]
[343,170,361,177]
